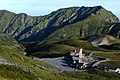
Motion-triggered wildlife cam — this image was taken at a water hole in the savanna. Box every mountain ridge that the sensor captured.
[0,6,119,43]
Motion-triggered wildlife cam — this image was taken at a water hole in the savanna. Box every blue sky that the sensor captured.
[0,0,120,18]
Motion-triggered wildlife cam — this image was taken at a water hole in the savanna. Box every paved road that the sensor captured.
[89,52,110,67]
[92,58,109,67]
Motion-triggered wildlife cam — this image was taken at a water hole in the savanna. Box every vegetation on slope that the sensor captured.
[26,39,113,58]
[27,44,75,58]
[93,52,120,60]
[1,34,116,80]
[60,68,120,80]
[100,43,120,50]
[42,14,116,44]
[100,61,120,68]
[93,51,120,68]
[0,6,119,43]
[0,35,57,80]
[1,43,113,80]
[0,64,37,80]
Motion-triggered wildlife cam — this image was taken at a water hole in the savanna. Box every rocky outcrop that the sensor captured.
[88,35,120,47]
[108,23,120,38]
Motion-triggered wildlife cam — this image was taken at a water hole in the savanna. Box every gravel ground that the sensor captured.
[34,52,100,71]
[34,56,76,71]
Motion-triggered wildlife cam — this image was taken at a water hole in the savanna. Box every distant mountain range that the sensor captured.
[0,6,119,43]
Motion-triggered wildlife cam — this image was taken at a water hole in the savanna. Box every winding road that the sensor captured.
[92,58,109,67]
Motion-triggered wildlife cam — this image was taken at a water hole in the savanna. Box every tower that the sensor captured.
[78,48,84,63]
[79,48,83,58]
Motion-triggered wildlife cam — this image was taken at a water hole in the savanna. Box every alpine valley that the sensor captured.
[0,6,120,80]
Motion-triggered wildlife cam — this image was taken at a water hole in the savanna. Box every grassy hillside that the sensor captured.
[0,35,56,79]
[1,35,118,80]
[93,51,120,68]
[61,69,120,80]
[0,64,37,80]
[100,43,120,50]
[42,15,114,44]
[26,43,75,58]
[26,39,114,58]
[0,34,18,46]
[0,33,120,80]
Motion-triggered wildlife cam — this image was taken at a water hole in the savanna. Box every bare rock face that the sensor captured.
[108,23,120,38]
[88,35,120,47]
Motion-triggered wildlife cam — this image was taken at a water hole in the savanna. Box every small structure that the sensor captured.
[115,68,120,73]
[107,67,120,73]
[70,48,90,69]
[96,65,120,73]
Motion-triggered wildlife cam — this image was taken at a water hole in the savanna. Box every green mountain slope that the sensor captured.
[41,14,119,44]
[1,35,120,80]
[26,39,114,58]
[0,35,84,80]
[0,6,119,43]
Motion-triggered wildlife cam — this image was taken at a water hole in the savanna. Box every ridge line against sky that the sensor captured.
[0,0,120,19]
